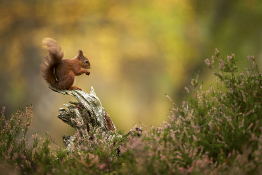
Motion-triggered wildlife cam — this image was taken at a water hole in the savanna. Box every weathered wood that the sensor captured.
[49,86,116,151]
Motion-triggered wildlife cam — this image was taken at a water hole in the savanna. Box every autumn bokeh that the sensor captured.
[1,0,262,146]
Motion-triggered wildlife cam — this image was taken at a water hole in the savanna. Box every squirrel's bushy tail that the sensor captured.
[41,38,64,89]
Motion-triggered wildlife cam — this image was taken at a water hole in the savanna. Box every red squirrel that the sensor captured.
[41,38,90,90]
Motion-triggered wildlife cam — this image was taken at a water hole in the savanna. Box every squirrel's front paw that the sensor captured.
[86,71,90,76]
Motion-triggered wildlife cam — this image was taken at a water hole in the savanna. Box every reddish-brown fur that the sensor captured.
[41,38,90,90]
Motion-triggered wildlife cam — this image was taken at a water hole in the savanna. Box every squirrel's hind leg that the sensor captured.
[68,86,82,90]
[57,72,78,90]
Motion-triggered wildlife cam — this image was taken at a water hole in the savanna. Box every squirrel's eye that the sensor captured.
[85,60,88,64]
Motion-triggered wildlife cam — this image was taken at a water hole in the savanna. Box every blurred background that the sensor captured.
[0,0,262,147]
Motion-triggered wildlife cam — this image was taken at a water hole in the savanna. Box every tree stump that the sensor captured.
[49,86,116,151]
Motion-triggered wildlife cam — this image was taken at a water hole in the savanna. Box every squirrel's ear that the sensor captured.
[77,50,83,60]
[78,50,83,56]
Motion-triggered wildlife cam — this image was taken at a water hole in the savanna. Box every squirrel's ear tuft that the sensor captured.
[78,50,83,56]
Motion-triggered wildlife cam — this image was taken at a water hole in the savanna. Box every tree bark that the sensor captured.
[49,86,116,151]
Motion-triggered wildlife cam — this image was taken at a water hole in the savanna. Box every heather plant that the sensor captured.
[114,49,262,174]
[0,106,32,159]
[163,49,262,171]
[195,50,262,164]
[1,49,262,174]
[0,106,33,173]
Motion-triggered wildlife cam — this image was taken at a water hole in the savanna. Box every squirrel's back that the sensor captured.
[41,38,64,89]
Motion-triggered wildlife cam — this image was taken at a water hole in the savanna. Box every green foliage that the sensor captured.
[1,49,262,174]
